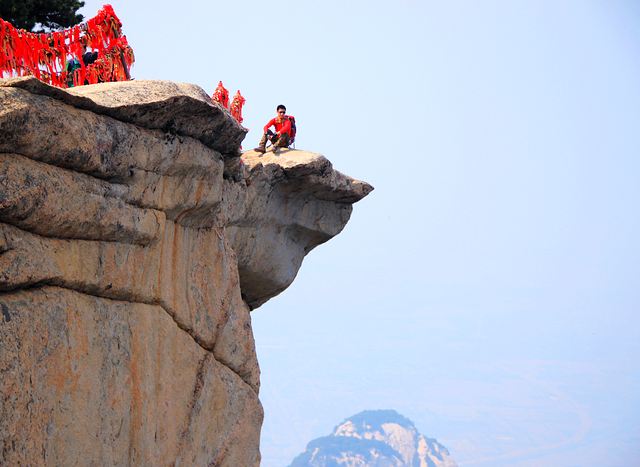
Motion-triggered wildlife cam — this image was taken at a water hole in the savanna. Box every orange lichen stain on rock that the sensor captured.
[46,362,71,396]
[127,246,140,292]
[193,180,205,204]
[155,228,166,297]
[47,343,75,395]
[128,330,143,461]
[110,393,120,409]
[58,308,85,394]
[201,232,224,325]
[170,223,183,311]
[72,309,90,356]
[159,173,169,203]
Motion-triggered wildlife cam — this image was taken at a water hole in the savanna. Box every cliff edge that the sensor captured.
[0,77,372,466]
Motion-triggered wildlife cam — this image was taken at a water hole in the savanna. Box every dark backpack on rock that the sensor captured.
[286,115,297,146]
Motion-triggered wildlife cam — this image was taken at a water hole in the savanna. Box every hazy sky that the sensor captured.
[77,1,640,465]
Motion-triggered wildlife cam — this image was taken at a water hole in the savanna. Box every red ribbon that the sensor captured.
[0,4,134,88]
[212,81,230,108]
[212,82,246,124]
[230,90,246,124]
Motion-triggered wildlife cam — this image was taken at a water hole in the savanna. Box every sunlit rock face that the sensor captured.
[289,410,457,467]
[0,77,371,466]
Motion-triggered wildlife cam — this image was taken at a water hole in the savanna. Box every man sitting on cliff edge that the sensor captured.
[254,104,292,153]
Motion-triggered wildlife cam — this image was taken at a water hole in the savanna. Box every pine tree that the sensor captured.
[0,0,85,31]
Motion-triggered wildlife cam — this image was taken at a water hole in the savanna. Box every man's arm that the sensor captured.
[264,118,276,134]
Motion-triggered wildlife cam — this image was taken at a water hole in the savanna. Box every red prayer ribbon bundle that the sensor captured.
[212,82,245,125]
[212,81,230,108]
[230,90,245,124]
[0,4,134,88]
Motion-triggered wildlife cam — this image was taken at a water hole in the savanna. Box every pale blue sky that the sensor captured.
[79,1,640,465]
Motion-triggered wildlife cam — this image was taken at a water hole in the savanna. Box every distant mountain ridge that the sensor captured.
[289,409,457,467]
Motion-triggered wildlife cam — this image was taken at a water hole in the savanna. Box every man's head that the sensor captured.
[276,105,286,116]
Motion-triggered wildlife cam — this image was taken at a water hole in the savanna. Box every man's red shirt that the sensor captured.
[264,117,292,136]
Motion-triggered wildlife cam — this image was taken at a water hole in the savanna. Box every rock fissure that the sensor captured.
[179,353,211,449]
[0,217,158,246]
[0,283,258,396]
[110,162,223,184]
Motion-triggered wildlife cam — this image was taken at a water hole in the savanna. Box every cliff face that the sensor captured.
[0,77,372,466]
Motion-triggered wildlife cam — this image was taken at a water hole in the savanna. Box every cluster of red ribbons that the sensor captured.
[0,4,134,88]
[212,81,245,124]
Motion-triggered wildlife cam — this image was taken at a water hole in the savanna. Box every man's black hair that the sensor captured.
[277,104,286,112]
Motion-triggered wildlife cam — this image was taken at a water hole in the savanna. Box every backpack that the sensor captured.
[65,58,82,87]
[286,115,297,146]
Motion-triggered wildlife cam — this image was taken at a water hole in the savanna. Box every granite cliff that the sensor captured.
[0,77,372,465]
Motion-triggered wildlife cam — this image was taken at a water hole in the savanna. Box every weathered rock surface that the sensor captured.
[0,77,245,156]
[0,77,372,465]
[0,287,262,466]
